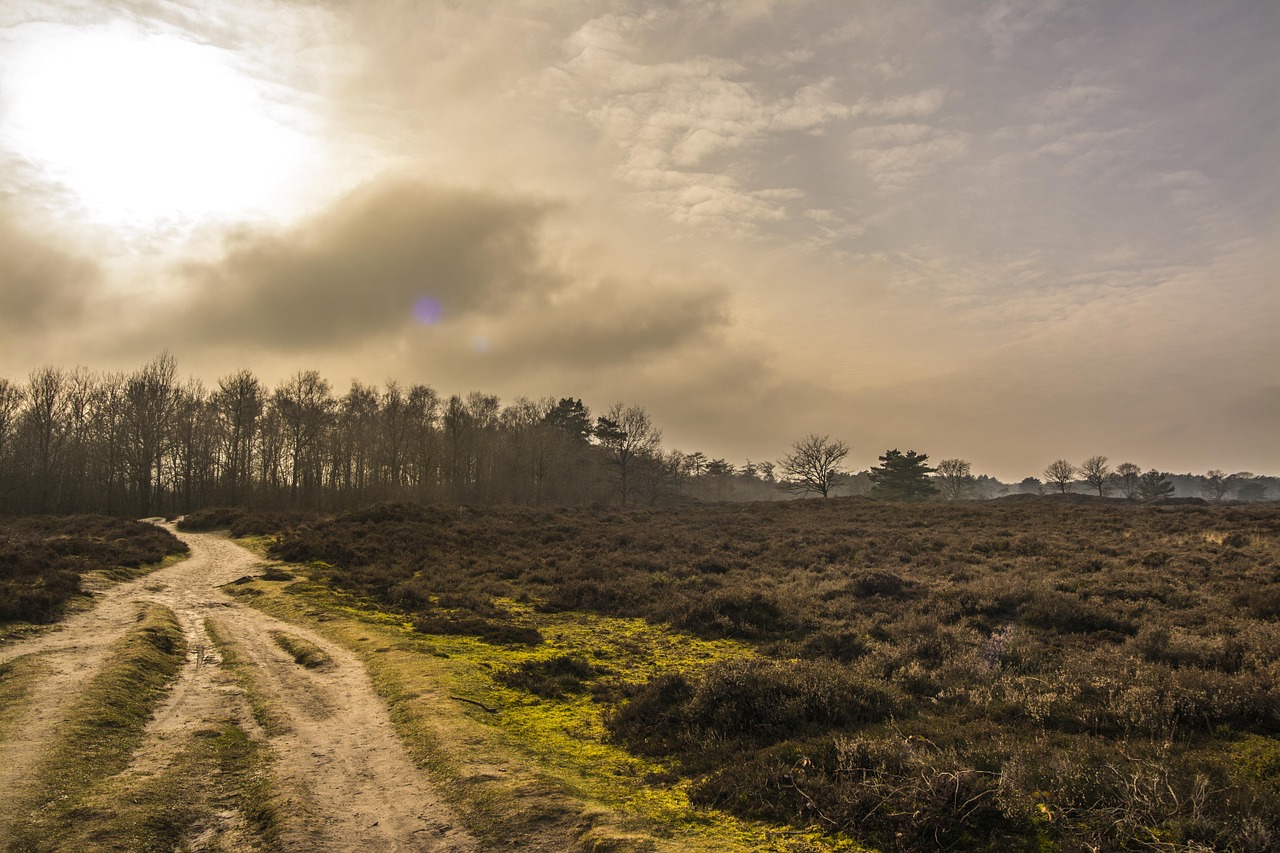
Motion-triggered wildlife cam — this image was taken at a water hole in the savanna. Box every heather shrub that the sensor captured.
[0,516,186,624]
[693,734,1037,851]
[495,654,601,698]
[608,658,898,755]
[1021,589,1135,635]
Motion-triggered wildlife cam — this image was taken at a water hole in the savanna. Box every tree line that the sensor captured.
[1035,457,1271,502]
[0,356,1271,517]
[0,354,683,515]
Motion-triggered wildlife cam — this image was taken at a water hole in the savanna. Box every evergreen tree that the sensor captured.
[1137,469,1175,501]
[868,449,939,501]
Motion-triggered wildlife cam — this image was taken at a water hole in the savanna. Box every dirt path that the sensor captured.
[0,526,479,852]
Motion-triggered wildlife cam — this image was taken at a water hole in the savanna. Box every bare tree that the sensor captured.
[377,382,413,494]
[213,370,262,505]
[23,366,69,512]
[595,403,662,506]
[405,384,441,499]
[273,370,333,504]
[779,434,849,498]
[1080,456,1113,497]
[935,458,975,501]
[636,449,685,506]
[0,378,21,458]
[1043,459,1077,494]
[123,353,178,515]
[1112,462,1142,500]
[0,378,22,506]
[1201,470,1230,501]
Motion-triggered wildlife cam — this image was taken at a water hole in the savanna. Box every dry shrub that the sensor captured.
[607,658,898,756]
[0,515,186,624]
[495,654,601,698]
[693,734,1036,852]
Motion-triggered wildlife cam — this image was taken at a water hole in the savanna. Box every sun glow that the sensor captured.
[1,22,314,229]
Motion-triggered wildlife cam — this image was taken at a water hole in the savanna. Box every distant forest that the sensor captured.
[0,353,1273,517]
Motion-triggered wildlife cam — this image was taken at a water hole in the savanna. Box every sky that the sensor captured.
[0,0,1276,481]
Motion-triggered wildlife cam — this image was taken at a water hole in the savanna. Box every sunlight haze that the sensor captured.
[1,0,1275,481]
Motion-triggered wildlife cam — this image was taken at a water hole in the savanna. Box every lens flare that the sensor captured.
[413,296,442,325]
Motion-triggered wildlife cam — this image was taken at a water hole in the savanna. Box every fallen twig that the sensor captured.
[449,695,498,713]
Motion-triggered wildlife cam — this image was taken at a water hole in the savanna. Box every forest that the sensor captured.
[0,354,1272,518]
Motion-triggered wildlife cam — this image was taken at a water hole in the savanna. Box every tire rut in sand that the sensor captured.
[0,526,478,853]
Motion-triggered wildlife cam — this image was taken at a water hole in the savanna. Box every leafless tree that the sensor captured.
[23,366,69,512]
[1112,462,1142,500]
[636,449,685,506]
[1043,459,1077,494]
[779,434,849,498]
[1201,470,1230,501]
[0,378,22,504]
[595,402,662,506]
[213,370,262,505]
[405,384,441,499]
[123,353,178,515]
[273,370,333,504]
[1080,456,1113,497]
[935,458,975,501]
[377,382,413,494]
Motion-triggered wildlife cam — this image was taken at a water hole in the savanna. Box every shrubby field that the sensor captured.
[185,497,1280,851]
[0,515,187,627]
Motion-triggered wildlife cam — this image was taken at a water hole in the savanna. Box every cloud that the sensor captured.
[849,124,968,188]
[0,206,100,337]
[980,0,1063,60]
[169,175,734,381]
[175,179,558,349]
[487,278,729,368]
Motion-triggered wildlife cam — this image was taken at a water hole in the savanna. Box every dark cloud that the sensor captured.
[487,278,729,368]
[177,179,560,348]
[173,177,733,375]
[0,208,100,336]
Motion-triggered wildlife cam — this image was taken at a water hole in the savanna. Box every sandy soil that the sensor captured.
[0,525,479,852]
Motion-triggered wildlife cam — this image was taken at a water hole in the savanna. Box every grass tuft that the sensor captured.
[7,602,186,850]
[269,630,332,668]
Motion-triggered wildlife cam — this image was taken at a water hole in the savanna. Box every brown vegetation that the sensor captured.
[0,515,187,625]
[254,496,1280,851]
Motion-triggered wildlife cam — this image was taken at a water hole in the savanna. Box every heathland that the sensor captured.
[1,497,1277,851]
[184,496,1279,852]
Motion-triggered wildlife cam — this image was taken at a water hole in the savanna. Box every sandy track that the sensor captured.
[0,526,478,852]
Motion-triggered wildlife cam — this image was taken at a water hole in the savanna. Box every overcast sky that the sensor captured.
[1,0,1275,480]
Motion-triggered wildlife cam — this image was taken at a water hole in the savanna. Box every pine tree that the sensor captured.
[868,449,939,501]
[1137,469,1175,501]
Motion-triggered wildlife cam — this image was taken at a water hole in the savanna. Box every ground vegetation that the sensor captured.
[243,497,1280,852]
[0,514,187,628]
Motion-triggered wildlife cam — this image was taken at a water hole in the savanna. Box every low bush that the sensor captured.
[495,654,601,698]
[1020,589,1135,635]
[0,516,187,624]
[177,507,319,538]
[608,658,898,756]
[693,734,1035,851]
[412,612,542,646]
